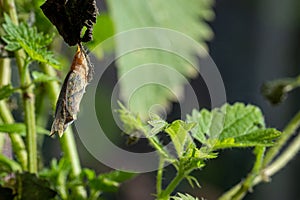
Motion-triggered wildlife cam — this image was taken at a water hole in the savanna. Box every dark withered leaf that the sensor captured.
[17,172,57,200]
[261,78,294,105]
[41,0,98,46]
[0,186,15,200]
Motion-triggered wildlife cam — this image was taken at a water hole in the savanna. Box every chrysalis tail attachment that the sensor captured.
[78,43,94,82]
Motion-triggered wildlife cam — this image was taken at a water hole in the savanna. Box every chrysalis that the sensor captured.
[50,44,92,137]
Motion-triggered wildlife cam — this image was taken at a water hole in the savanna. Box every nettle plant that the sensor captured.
[0,0,300,200]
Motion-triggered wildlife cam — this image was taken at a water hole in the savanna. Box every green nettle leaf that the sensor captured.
[107,0,215,118]
[165,120,195,156]
[261,76,300,105]
[212,129,281,149]
[187,103,281,149]
[39,159,71,199]
[0,84,15,100]
[117,101,149,135]
[185,175,201,188]
[32,71,59,83]
[234,128,281,145]
[148,113,169,135]
[0,123,50,136]
[90,171,136,192]
[171,193,200,200]
[1,14,60,69]
[0,154,22,172]
[0,123,26,135]
[98,170,136,183]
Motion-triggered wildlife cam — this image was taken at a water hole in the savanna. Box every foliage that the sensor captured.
[31,71,59,83]
[1,13,60,69]
[0,123,49,135]
[39,159,135,199]
[0,10,135,200]
[0,84,15,100]
[171,193,201,200]
[0,1,299,200]
[1,172,57,200]
[117,102,282,199]
[107,0,215,118]
[187,103,281,149]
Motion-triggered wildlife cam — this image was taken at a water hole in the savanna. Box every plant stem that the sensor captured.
[0,101,27,170]
[290,74,300,89]
[0,119,4,152]
[2,0,37,173]
[218,184,241,200]
[156,156,164,195]
[158,169,186,199]
[0,153,22,172]
[60,128,82,178]
[23,89,37,173]
[219,130,300,200]
[0,58,11,85]
[263,109,300,166]
[0,59,8,151]
[1,0,19,25]
[253,131,300,186]
[40,63,86,197]
[0,58,27,170]
[148,136,170,159]
[227,147,266,200]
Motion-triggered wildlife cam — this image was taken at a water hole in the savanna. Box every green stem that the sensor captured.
[0,101,27,170]
[148,136,170,159]
[158,169,187,199]
[263,109,300,166]
[0,153,22,171]
[23,89,37,173]
[156,156,164,195]
[40,63,86,197]
[225,147,265,200]
[0,118,4,152]
[218,184,241,200]
[219,129,300,200]
[2,0,37,173]
[0,58,11,85]
[0,59,8,151]
[0,58,27,170]
[1,0,19,26]
[253,131,300,186]
[289,74,300,89]
[60,128,82,178]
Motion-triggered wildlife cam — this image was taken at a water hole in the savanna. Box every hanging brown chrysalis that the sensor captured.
[50,44,92,137]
